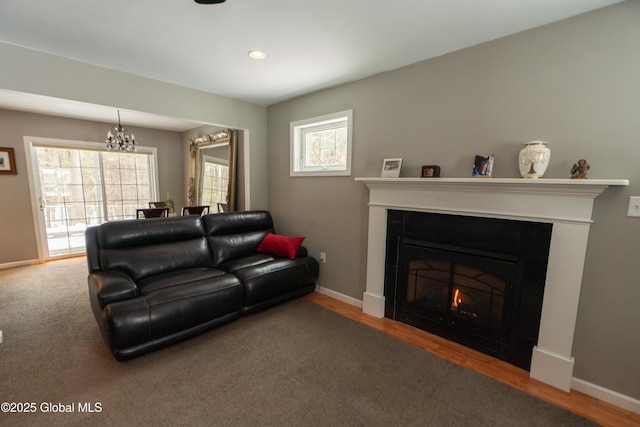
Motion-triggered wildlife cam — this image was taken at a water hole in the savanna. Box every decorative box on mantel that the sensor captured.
[355,177,629,392]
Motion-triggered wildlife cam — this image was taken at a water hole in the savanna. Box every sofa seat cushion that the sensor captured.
[137,267,227,294]
[217,253,277,273]
[231,257,318,308]
[103,271,242,354]
[140,273,242,341]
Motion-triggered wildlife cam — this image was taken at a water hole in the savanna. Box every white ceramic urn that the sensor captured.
[519,141,551,179]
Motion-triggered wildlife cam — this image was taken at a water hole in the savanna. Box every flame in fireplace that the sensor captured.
[451,288,462,311]
[450,288,478,318]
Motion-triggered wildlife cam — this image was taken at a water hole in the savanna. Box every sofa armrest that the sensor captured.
[88,271,139,309]
[295,246,309,258]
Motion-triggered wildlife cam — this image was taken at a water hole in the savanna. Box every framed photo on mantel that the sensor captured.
[421,165,441,178]
[472,154,494,177]
[381,158,402,178]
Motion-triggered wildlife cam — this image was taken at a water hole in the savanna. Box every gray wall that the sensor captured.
[267,1,640,400]
[0,109,184,264]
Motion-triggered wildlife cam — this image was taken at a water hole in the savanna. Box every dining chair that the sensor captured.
[181,205,210,216]
[149,201,168,209]
[136,208,169,219]
[217,203,228,213]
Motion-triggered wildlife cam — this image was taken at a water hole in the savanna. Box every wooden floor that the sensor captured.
[305,292,640,427]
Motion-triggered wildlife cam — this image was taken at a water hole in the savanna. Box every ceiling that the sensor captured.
[0,0,623,131]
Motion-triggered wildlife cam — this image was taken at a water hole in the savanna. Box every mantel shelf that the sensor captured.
[355,177,629,197]
[355,177,629,185]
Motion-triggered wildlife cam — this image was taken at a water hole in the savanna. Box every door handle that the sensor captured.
[39,198,45,211]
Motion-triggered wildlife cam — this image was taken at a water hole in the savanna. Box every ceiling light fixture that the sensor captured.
[106,110,136,151]
[248,50,267,60]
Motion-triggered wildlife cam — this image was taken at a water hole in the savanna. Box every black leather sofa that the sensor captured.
[85,210,319,361]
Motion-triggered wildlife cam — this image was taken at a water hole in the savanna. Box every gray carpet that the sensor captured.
[0,257,598,426]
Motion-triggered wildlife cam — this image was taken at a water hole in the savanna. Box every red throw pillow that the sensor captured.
[257,233,305,259]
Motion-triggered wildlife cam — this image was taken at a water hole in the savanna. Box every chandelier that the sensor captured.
[106,110,136,151]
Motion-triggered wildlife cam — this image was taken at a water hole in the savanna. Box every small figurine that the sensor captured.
[570,159,590,179]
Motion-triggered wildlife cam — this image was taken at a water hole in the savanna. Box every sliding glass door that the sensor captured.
[36,147,103,256]
[26,137,158,260]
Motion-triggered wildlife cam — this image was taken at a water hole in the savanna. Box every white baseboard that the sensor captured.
[572,377,640,415]
[530,346,574,392]
[0,259,40,270]
[316,286,362,308]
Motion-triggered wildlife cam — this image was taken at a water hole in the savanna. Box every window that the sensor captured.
[290,110,353,176]
[102,151,155,221]
[200,154,229,208]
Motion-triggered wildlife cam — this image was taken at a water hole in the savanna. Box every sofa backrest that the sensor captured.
[203,211,275,266]
[86,215,211,281]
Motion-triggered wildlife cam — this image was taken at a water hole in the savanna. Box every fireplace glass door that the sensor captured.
[398,244,517,357]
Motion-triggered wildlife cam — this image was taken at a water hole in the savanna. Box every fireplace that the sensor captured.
[385,210,551,370]
[356,177,628,391]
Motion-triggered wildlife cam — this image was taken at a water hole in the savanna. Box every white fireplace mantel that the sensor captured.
[356,177,629,392]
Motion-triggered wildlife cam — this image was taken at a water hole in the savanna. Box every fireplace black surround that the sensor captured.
[384,210,552,370]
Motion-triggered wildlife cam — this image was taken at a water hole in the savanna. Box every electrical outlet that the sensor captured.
[320,252,327,263]
[627,197,640,217]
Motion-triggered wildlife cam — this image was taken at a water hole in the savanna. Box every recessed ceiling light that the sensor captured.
[248,50,267,60]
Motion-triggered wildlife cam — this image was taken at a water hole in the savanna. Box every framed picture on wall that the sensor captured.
[0,147,17,175]
[381,158,402,178]
[472,154,494,177]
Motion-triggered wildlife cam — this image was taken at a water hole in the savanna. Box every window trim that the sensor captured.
[290,109,353,177]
